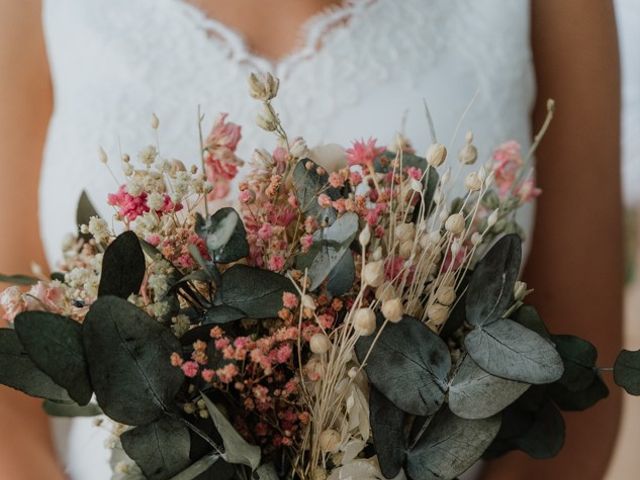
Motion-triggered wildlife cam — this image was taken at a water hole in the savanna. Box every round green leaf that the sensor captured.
[514,399,565,459]
[204,305,246,325]
[369,387,406,478]
[82,296,184,425]
[15,311,92,405]
[406,408,501,480]
[220,265,296,319]
[0,329,70,402]
[195,208,249,264]
[552,335,598,392]
[121,416,192,480]
[99,231,146,298]
[466,235,522,327]
[513,305,550,339]
[449,354,529,420]
[549,374,609,411]
[465,319,564,384]
[43,400,102,417]
[614,349,640,395]
[355,316,450,416]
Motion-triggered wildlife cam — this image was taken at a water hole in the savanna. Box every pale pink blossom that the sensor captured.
[282,292,299,309]
[515,178,542,203]
[491,141,523,197]
[0,286,26,322]
[181,361,199,378]
[268,255,285,272]
[346,138,385,168]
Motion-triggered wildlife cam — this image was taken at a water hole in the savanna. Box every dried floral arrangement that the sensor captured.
[1,74,640,480]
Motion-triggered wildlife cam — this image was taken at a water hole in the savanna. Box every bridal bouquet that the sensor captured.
[1,74,639,480]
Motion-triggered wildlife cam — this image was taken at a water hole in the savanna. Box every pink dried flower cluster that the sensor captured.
[204,113,243,200]
[107,185,181,222]
[491,141,541,203]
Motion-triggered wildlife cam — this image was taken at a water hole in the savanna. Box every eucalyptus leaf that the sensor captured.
[98,231,146,299]
[83,296,184,425]
[513,399,565,459]
[326,249,356,297]
[204,305,246,325]
[43,400,102,417]
[0,329,70,402]
[513,305,550,339]
[549,374,609,411]
[465,319,563,384]
[201,394,261,470]
[0,273,38,286]
[552,335,598,392]
[15,311,92,405]
[292,158,340,223]
[449,354,529,420]
[466,235,522,327]
[614,349,640,395]
[220,265,296,319]
[369,387,406,478]
[254,463,280,480]
[303,212,359,291]
[196,209,249,263]
[167,455,221,480]
[121,416,192,480]
[355,316,450,416]
[406,408,501,480]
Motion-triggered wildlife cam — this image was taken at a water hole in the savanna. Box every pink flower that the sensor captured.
[170,352,184,367]
[268,255,285,272]
[282,292,299,309]
[201,369,216,382]
[215,338,231,350]
[0,286,26,322]
[349,171,363,186]
[158,194,182,215]
[206,113,242,152]
[275,344,293,364]
[107,185,149,221]
[26,281,65,313]
[216,363,239,383]
[145,234,162,247]
[239,189,256,204]
[181,361,199,378]
[300,234,314,252]
[515,178,542,203]
[257,223,273,241]
[346,138,385,168]
[491,141,523,197]
[406,166,423,180]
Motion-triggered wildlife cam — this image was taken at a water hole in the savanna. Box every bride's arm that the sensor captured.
[483,1,622,478]
[0,1,66,478]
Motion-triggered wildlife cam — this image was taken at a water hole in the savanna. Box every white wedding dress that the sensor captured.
[40,0,536,478]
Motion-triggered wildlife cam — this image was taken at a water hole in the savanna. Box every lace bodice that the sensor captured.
[41,1,535,478]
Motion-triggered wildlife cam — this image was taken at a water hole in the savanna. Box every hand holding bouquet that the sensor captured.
[0,74,637,480]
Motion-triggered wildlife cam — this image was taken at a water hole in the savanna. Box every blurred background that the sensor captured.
[606,0,640,478]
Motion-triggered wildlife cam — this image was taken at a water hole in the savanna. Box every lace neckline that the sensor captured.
[169,0,374,78]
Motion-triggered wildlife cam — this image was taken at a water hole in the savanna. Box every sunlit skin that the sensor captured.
[0,0,622,479]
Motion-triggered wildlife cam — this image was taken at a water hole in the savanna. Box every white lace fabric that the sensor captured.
[41,1,535,478]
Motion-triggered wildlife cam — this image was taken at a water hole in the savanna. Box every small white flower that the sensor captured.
[87,216,110,244]
[381,298,404,323]
[353,308,376,336]
[138,145,158,166]
[310,333,331,354]
[147,192,164,211]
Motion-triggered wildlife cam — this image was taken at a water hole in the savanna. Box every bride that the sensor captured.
[0,0,622,478]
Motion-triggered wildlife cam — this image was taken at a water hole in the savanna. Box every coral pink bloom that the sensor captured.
[268,255,285,272]
[181,361,199,378]
[282,292,299,309]
[26,282,65,313]
[206,113,242,152]
[346,138,385,168]
[107,185,150,221]
[491,141,524,197]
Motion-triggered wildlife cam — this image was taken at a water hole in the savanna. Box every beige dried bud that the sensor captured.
[311,468,328,480]
[289,137,309,158]
[363,260,385,287]
[372,247,383,261]
[445,213,465,235]
[458,144,478,165]
[427,303,449,325]
[359,225,371,248]
[319,429,341,453]
[256,105,278,132]
[464,172,482,192]
[381,297,404,323]
[395,223,415,242]
[151,113,160,129]
[399,240,414,259]
[436,286,456,306]
[353,308,377,336]
[426,143,447,167]
[248,72,280,101]
[98,146,108,164]
[301,294,316,311]
[471,232,483,246]
[310,333,331,354]
[514,281,529,301]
